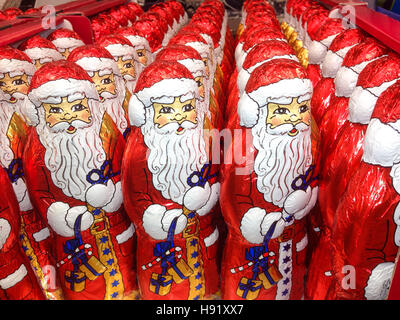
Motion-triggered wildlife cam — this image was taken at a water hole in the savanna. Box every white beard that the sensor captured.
[35,107,106,201]
[123,74,137,96]
[252,108,313,208]
[0,100,15,168]
[101,90,128,135]
[141,108,208,204]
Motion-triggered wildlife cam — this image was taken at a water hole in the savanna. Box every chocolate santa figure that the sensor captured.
[18,35,64,69]
[311,28,365,125]
[47,28,85,59]
[220,59,318,300]
[0,47,64,299]
[118,26,154,70]
[96,34,140,95]
[328,80,400,300]
[0,158,46,300]
[306,18,345,87]
[23,60,138,300]
[305,54,400,300]
[318,38,388,168]
[123,60,220,300]
[68,45,129,138]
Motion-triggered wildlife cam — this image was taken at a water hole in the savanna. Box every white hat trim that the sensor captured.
[51,37,84,50]
[335,55,385,97]
[321,45,356,78]
[308,34,337,65]
[0,58,36,77]
[348,78,399,124]
[74,56,120,75]
[23,47,63,63]
[178,58,206,77]
[362,118,400,166]
[28,78,99,107]
[105,43,136,59]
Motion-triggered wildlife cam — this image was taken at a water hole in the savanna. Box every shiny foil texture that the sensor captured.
[0,167,46,300]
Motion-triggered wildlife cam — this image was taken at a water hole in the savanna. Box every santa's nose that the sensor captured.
[174,113,185,122]
[63,113,74,121]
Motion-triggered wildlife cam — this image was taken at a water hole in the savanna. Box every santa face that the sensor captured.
[58,47,72,59]
[42,97,92,134]
[202,58,210,78]
[266,97,311,137]
[116,56,136,80]
[141,97,207,204]
[194,76,205,100]
[152,97,197,135]
[0,73,29,102]
[35,96,105,201]
[252,104,313,208]
[91,71,117,102]
[136,48,148,66]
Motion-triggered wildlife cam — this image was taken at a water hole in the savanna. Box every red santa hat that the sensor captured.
[362,80,400,167]
[237,28,287,70]
[307,18,345,65]
[335,38,388,97]
[0,46,36,78]
[27,60,99,124]
[127,2,144,17]
[321,28,365,78]
[116,5,139,25]
[348,54,400,125]
[156,45,206,78]
[67,44,120,77]
[238,59,312,128]
[118,26,152,55]
[47,28,85,53]
[130,18,165,53]
[234,23,274,62]
[96,34,137,62]
[304,11,330,48]
[291,0,315,31]
[238,40,298,94]
[169,32,211,61]
[129,60,198,127]
[18,35,64,66]
[165,0,188,27]
[108,6,130,28]
[298,5,326,41]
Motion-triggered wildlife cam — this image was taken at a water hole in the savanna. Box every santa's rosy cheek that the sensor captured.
[268,116,285,128]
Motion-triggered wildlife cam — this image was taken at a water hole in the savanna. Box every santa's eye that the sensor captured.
[183,104,194,112]
[13,79,25,86]
[137,51,144,57]
[196,80,202,87]
[101,77,112,85]
[0,81,5,87]
[124,62,133,68]
[49,107,63,113]
[274,107,289,115]
[299,104,309,113]
[160,106,174,114]
[72,103,86,112]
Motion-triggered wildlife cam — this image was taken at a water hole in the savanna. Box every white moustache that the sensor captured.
[100,91,117,99]
[7,91,25,102]
[48,119,92,133]
[155,120,197,135]
[123,74,136,81]
[266,122,310,135]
